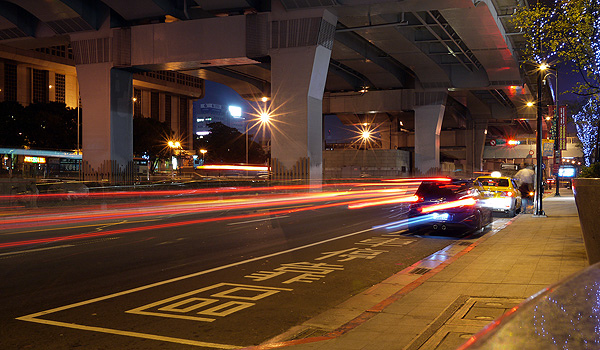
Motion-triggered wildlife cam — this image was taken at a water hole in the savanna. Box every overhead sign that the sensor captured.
[24,156,46,164]
[489,139,520,146]
[501,163,518,170]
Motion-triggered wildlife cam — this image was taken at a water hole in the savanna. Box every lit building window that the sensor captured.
[32,69,49,103]
[55,73,65,103]
[4,63,17,102]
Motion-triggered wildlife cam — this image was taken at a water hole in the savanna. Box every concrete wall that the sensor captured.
[323,149,410,179]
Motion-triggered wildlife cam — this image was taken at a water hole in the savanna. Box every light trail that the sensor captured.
[0,179,430,248]
[0,197,368,249]
[0,186,420,231]
[348,195,419,209]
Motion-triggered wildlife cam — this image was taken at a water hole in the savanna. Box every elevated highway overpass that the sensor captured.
[0,0,547,181]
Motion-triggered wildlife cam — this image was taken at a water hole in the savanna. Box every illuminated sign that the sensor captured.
[24,156,46,164]
[542,139,554,157]
[558,166,575,177]
[228,106,242,118]
[490,139,521,146]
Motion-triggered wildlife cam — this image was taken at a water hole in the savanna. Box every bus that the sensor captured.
[0,148,81,179]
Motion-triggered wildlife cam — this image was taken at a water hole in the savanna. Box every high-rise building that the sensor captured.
[0,45,203,151]
[195,103,245,138]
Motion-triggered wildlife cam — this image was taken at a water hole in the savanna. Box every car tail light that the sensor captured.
[420,197,477,213]
[502,191,514,197]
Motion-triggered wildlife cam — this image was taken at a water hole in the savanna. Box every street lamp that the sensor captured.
[168,140,181,175]
[534,63,550,217]
[200,149,207,165]
[361,130,372,143]
[542,68,560,197]
[246,108,273,167]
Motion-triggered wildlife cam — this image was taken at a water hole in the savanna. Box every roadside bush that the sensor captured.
[579,163,600,178]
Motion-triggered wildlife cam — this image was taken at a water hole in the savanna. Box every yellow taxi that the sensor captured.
[474,174,522,217]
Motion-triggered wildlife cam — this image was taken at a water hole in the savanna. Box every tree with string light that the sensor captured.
[515,0,600,171]
[572,98,600,166]
[514,0,600,96]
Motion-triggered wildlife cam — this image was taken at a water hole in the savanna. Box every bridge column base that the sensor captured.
[414,101,446,175]
[76,62,134,184]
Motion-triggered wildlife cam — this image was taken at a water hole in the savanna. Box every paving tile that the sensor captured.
[492,283,529,298]
[287,193,586,350]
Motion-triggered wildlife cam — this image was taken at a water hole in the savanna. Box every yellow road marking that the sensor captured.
[0,245,74,257]
[16,316,241,349]
[17,226,375,347]
[227,215,290,225]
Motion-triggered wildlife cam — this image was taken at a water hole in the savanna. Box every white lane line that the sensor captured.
[227,216,290,226]
[16,226,376,348]
[0,244,74,257]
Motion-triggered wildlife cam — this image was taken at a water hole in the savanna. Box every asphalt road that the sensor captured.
[0,185,506,349]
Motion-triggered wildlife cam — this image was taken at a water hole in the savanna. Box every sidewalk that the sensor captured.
[266,188,587,350]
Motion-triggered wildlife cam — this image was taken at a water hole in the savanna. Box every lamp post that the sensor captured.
[534,64,548,217]
[246,106,272,167]
[200,149,207,165]
[168,140,181,177]
[545,69,561,197]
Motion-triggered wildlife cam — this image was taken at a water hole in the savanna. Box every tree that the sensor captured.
[195,122,267,164]
[23,102,79,149]
[572,98,600,165]
[514,0,600,96]
[0,101,26,148]
[0,101,79,149]
[514,1,600,166]
[133,116,173,172]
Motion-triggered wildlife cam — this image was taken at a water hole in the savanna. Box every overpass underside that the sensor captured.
[0,0,537,183]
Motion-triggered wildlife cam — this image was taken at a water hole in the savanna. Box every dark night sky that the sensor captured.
[194,80,356,142]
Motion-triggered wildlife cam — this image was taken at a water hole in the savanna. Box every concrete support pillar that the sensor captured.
[76,62,133,174]
[379,118,402,150]
[466,118,488,177]
[380,120,393,149]
[414,104,446,175]
[269,8,337,182]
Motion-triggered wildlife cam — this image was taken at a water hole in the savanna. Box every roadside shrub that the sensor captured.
[579,162,600,178]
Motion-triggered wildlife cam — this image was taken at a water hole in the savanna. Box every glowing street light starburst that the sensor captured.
[351,123,380,149]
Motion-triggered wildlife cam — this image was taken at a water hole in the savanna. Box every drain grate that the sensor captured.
[410,267,432,275]
[456,241,472,246]
[287,327,330,340]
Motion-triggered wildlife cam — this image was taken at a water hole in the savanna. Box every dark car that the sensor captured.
[407,179,493,235]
